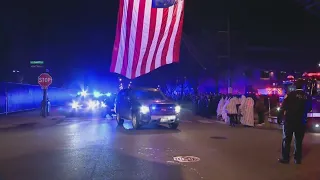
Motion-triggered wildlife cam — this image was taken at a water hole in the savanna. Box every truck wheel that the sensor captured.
[169,122,179,129]
[116,113,124,125]
[132,114,141,129]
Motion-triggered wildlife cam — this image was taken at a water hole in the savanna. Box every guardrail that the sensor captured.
[0,82,72,115]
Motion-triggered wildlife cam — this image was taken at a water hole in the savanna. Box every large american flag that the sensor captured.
[110,0,185,79]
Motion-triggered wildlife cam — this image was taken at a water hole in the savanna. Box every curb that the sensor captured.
[254,124,282,131]
[209,120,283,130]
[0,116,66,130]
[49,116,66,120]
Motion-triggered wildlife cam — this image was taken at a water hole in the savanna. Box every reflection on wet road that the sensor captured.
[0,117,319,180]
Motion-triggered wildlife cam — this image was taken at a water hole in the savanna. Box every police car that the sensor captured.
[66,90,110,118]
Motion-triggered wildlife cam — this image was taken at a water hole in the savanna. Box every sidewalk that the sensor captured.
[194,114,282,130]
[0,108,65,129]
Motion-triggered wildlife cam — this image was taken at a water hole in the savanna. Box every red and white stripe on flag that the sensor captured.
[110,0,185,79]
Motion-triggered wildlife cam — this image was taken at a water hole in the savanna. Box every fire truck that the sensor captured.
[257,87,284,123]
[258,73,320,131]
[300,72,320,131]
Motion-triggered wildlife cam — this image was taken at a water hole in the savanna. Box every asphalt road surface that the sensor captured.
[0,112,319,180]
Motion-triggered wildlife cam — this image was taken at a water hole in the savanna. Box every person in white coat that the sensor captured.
[235,96,241,124]
[222,97,230,123]
[216,96,225,120]
[226,96,239,127]
[241,96,255,127]
[239,95,247,124]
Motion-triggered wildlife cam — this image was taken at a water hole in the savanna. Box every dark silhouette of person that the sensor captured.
[277,79,312,164]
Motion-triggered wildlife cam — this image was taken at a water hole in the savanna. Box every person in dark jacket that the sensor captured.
[255,96,266,124]
[277,79,312,164]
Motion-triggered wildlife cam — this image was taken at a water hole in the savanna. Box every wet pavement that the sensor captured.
[0,113,320,180]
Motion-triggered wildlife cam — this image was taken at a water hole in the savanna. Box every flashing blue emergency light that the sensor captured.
[106,92,111,97]
[80,90,88,97]
[93,91,102,98]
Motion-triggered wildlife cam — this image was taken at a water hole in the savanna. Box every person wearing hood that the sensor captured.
[222,96,230,123]
[226,95,238,127]
[216,96,225,120]
[239,95,247,124]
[235,95,241,124]
[241,95,255,127]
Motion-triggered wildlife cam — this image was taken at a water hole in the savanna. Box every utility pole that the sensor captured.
[218,16,231,94]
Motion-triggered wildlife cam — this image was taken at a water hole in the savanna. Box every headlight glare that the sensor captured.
[101,102,107,108]
[140,105,149,114]
[80,90,87,97]
[88,100,99,109]
[175,105,181,113]
[71,101,80,109]
[276,107,280,111]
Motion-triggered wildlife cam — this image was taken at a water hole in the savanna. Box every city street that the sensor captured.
[0,111,319,180]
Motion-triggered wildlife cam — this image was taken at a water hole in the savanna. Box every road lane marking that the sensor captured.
[198,120,215,124]
[173,156,200,163]
[56,121,90,126]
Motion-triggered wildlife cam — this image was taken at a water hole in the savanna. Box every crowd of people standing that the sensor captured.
[216,95,255,127]
[183,84,311,164]
[191,93,267,127]
[192,93,221,118]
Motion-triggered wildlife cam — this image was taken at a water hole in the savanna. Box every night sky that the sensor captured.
[1,0,319,85]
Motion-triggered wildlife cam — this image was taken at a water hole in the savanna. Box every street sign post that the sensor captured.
[30,61,44,68]
[38,73,52,89]
[38,73,52,117]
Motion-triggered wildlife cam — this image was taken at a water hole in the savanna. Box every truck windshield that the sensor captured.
[132,90,166,100]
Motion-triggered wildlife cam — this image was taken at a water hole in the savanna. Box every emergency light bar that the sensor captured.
[303,72,320,77]
[307,113,320,118]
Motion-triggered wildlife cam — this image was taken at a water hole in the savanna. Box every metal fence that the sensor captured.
[0,82,71,114]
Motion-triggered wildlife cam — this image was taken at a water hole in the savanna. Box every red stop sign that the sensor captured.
[38,73,52,89]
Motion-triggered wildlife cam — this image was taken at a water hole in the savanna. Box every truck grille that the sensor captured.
[150,104,176,115]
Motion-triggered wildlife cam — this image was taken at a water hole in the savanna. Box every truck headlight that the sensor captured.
[101,102,107,108]
[71,101,80,109]
[88,100,99,109]
[175,105,181,113]
[140,105,149,114]
[276,107,280,111]
[316,124,319,128]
